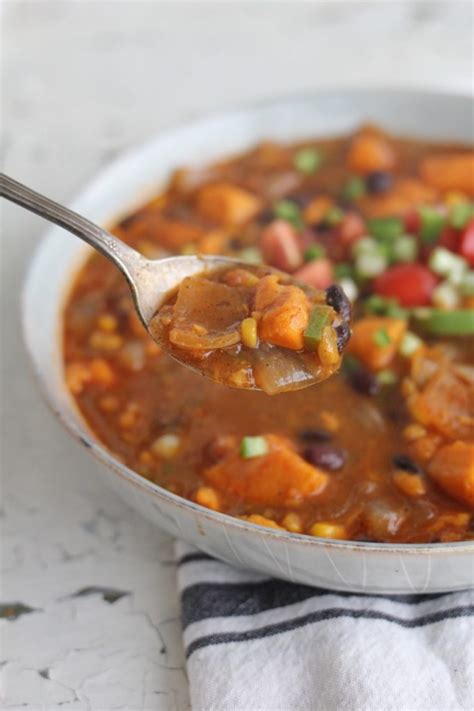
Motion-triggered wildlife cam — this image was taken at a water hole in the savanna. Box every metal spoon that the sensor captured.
[1,173,350,392]
[0,173,236,324]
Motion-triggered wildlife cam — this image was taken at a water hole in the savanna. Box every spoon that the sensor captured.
[0,173,237,325]
[1,173,350,393]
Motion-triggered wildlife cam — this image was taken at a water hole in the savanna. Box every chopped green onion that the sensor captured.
[385,301,408,319]
[429,247,467,285]
[273,200,304,230]
[334,262,354,279]
[364,295,390,314]
[337,277,358,302]
[352,237,378,258]
[342,176,366,201]
[294,148,324,175]
[413,308,474,336]
[460,271,474,297]
[355,252,387,278]
[363,295,407,318]
[418,207,445,243]
[239,436,269,459]
[392,234,418,263]
[324,206,344,226]
[367,217,404,242]
[377,369,398,385]
[373,329,392,347]
[304,244,326,262]
[239,247,263,265]
[399,331,423,357]
[449,202,473,229]
[303,305,331,351]
[431,281,460,310]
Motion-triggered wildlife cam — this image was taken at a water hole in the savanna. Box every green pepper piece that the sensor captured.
[367,217,404,242]
[239,436,269,459]
[294,148,324,175]
[418,207,446,243]
[303,305,331,351]
[273,200,304,230]
[413,308,474,336]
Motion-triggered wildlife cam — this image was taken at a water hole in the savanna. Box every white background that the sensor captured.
[1,1,472,709]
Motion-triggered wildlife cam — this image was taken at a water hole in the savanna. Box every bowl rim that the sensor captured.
[22,85,474,557]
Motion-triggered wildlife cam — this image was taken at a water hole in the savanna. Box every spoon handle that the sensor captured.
[0,172,144,278]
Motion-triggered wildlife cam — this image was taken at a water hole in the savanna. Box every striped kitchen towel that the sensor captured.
[175,543,474,711]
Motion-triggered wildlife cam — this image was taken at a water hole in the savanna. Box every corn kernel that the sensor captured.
[244,514,284,530]
[393,471,427,497]
[65,362,92,395]
[401,377,416,398]
[139,450,154,466]
[241,317,258,348]
[403,423,427,441]
[99,395,119,413]
[318,326,340,366]
[89,331,123,352]
[309,522,347,539]
[118,403,140,429]
[90,358,116,387]
[444,190,468,207]
[97,314,118,333]
[195,486,221,511]
[282,513,303,533]
[320,410,340,432]
[151,433,180,459]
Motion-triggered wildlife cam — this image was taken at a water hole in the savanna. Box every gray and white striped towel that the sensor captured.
[175,542,474,711]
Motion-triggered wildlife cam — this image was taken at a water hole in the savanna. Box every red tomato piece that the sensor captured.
[404,209,421,235]
[294,258,334,289]
[439,226,460,252]
[459,218,474,267]
[373,263,438,307]
[261,220,303,272]
[338,212,366,247]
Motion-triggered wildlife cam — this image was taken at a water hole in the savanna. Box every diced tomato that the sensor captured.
[294,258,334,289]
[338,212,366,247]
[373,263,438,307]
[458,218,474,267]
[404,209,421,235]
[261,219,303,272]
[438,226,460,252]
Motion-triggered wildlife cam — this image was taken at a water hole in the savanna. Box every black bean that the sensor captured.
[366,171,393,194]
[229,237,244,250]
[314,220,332,233]
[392,454,423,474]
[325,284,352,322]
[335,323,351,353]
[288,192,313,209]
[348,368,379,396]
[256,208,275,225]
[303,444,347,471]
[299,428,332,442]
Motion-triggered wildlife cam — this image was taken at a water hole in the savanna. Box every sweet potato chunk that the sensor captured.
[196,183,262,225]
[408,364,474,440]
[347,130,396,175]
[420,153,474,197]
[348,317,407,371]
[428,442,474,507]
[204,434,328,507]
[359,178,438,218]
[254,275,310,351]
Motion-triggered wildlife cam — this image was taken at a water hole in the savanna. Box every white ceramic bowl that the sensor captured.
[23,88,474,594]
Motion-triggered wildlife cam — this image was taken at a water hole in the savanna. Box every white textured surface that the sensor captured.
[0,2,471,709]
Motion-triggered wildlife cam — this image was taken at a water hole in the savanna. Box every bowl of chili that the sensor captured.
[23,88,474,593]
